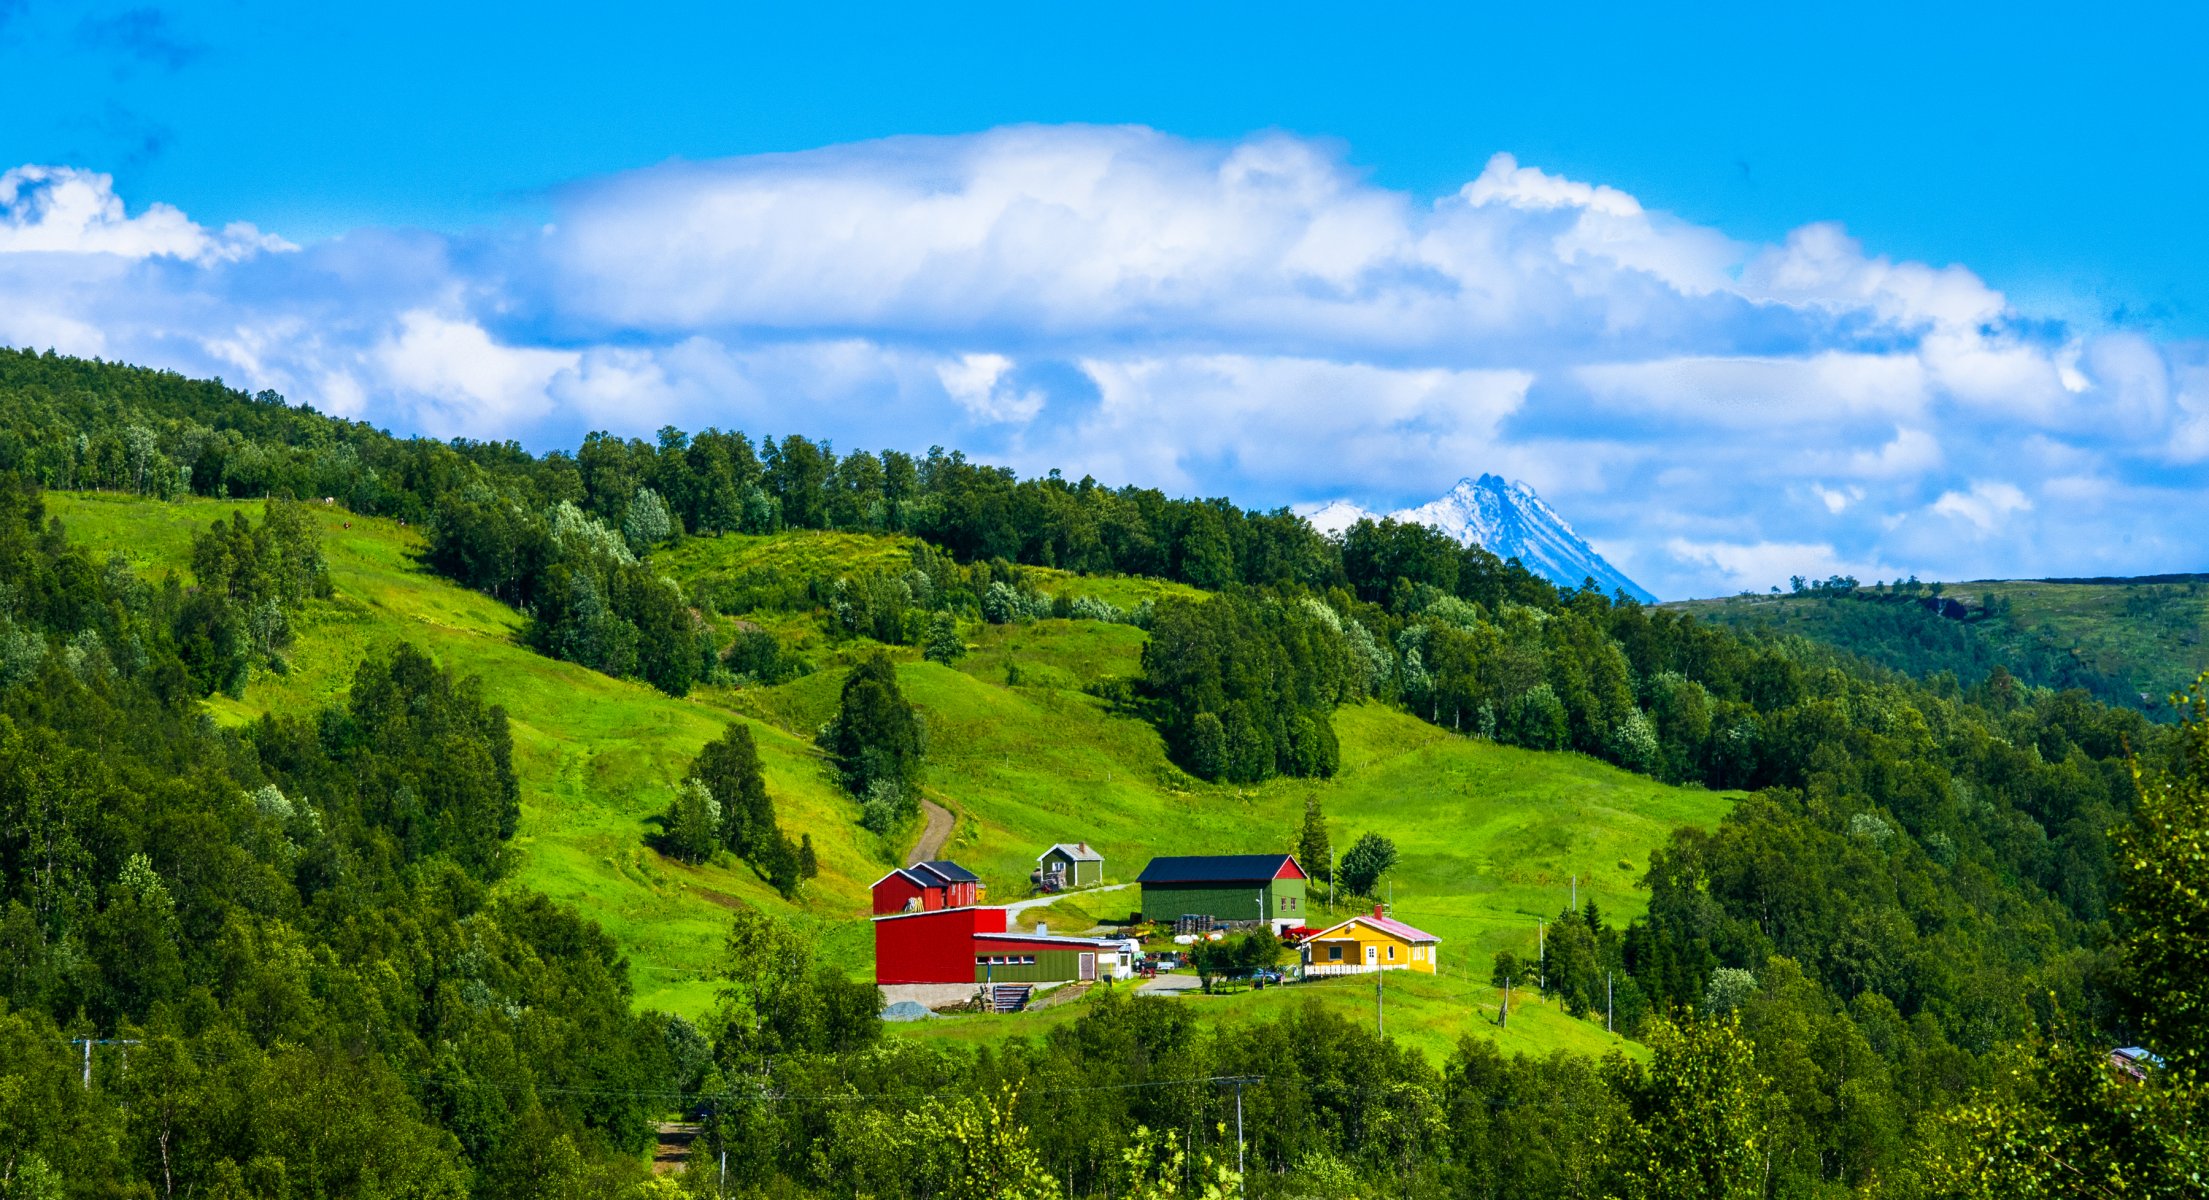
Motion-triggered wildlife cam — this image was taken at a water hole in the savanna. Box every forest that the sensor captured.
[0,348,2202,1196]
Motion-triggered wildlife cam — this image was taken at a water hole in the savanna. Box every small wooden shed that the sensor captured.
[1035,842,1104,889]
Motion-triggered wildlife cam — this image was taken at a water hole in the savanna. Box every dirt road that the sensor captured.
[905,797,953,866]
[1001,881,1135,918]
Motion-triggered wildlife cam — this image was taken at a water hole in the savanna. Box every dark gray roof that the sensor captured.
[1039,842,1103,862]
[1136,854,1296,884]
[911,859,979,884]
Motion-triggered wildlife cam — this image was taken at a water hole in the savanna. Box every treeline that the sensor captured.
[0,350,1358,690]
[1687,579,2145,711]
[0,473,696,1196]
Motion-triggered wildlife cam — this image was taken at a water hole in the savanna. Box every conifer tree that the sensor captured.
[821,652,925,798]
[1297,795,1332,886]
[692,722,773,857]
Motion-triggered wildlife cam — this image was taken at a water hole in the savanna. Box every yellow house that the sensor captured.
[1298,906,1440,976]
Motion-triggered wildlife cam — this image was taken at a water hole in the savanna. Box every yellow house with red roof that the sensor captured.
[1297,906,1440,976]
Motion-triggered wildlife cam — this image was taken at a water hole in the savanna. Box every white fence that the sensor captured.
[1300,962,1411,978]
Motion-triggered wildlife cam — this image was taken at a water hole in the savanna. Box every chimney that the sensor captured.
[1036,922,1048,936]
[1373,904,1384,919]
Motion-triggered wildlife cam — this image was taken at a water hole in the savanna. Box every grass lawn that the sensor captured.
[897,970,1643,1066]
[49,492,1735,1062]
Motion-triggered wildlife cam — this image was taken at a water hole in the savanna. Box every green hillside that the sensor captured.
[1670,576,2209,713]
[51,490,1731,1057]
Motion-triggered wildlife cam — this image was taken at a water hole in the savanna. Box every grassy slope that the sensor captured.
[50,493,873,1015]
[1672,579,2209,710]
[1959,579,2209,703]
[54,493,1733,1061]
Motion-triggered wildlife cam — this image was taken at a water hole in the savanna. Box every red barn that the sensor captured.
[869,860,982,915]
[873,906,1010,984]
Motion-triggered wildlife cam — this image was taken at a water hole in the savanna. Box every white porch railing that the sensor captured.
[1300,962,1410,977]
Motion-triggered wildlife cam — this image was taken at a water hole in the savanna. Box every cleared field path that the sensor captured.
[905,797,954,866]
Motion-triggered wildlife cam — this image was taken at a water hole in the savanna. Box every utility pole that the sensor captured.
[1500,976,1510,1028]
[1538,922,1546,994]
[1571,874,1577,910]
[1606,972,1614,1034]
[1376,965,1384,1037]
[1216,1076,1262,1198]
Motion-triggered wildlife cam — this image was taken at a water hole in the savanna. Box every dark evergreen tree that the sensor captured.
[819,652,925,798]
[691,722,774,858]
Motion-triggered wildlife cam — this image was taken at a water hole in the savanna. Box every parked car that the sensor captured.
[1249,969,1284,988]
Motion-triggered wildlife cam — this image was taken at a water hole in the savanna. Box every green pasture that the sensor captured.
[49,492,1734,1062]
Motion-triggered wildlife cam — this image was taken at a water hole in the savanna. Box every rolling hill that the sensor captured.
[1669,576,2209,714]
[50,490,1733,1058]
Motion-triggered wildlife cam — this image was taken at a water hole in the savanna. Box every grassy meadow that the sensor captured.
[1673,577,2209,712]
[49,491,1734,1060]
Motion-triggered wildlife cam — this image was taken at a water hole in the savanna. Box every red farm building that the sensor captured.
[873,907,1129,985]
[873,906,1010,984]
[870,859,982,915]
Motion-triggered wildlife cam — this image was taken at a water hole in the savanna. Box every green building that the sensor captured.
[1136,854,1308,931]
[1034,841,1105,889]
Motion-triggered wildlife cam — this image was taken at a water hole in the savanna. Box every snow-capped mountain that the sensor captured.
[1295,475,1656,602]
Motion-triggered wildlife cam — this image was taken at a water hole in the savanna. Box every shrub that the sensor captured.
[1337,832,1399,896]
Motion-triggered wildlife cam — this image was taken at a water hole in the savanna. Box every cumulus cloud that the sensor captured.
[2,125,2206,597]
[0,166,288,262]
[1929,481,2033,535]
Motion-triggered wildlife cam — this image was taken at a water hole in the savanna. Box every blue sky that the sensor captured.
[3,1,2206,596]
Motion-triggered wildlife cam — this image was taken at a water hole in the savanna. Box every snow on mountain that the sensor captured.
[1294,475,1655,602]
[1296,498,1379,537]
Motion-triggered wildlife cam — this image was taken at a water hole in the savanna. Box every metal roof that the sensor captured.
[1038,842,1103,862]
[975,932,1121,949]
[1136,854,1298,884]
[1299,911,1441,945]
[909,860,980,884]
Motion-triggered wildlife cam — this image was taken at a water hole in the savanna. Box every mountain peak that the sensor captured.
[1296,476,1654,602]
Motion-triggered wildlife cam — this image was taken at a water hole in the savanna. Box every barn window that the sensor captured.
[1328,945,1342,961]
[1387,946,1396,960]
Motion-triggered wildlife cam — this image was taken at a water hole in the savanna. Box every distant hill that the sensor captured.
[1299,475,1655,602]
[1669,576,2209,714]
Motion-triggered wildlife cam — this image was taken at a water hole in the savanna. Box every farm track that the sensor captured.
[906,797,954,866]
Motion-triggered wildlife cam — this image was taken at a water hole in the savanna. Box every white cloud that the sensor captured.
[1066,355,1531,495]
[1463,153,1643,218]
[1663,537,1897,594]
[1812,484,1864,514]
[937,353,1045,423]
[1929,481,2033,535]
[1,126,2206,598]
[0,165,289,262]
[368,311,581,438]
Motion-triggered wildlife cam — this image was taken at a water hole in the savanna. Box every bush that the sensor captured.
[860,778,913,836]
[1337,832,1399,896]
[662,780,720,864]
[622,486,674,553]
[724,627,801,684]
[922,612,965,664]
